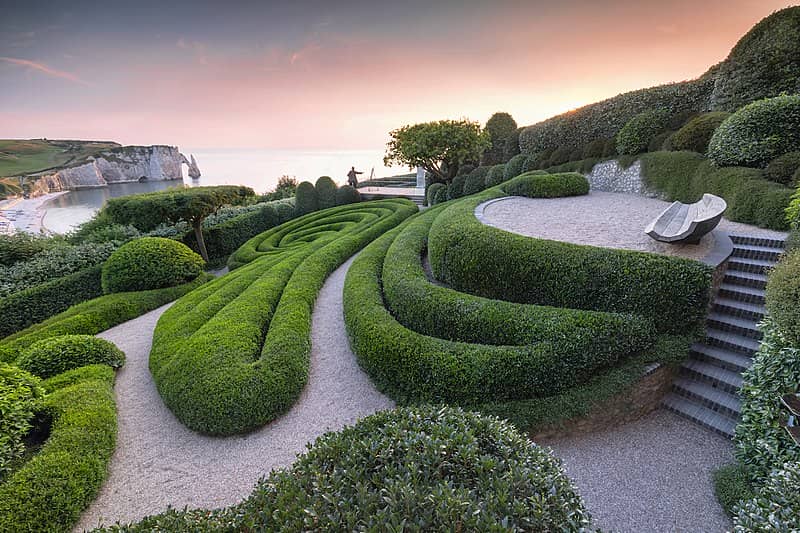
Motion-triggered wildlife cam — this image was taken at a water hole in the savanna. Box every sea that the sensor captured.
[42,148,400,234]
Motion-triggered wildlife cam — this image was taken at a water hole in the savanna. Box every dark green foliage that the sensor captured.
[462,166,489,196]
[17,335,125,379]
[602,138,618,157]
[426,183,445,206]
[765,250,800,345]
[503,127,523,161]
[569,147,584,161]
[0,363,43,480]
[640,152,793,230]
[669,112,731,154]
[710,6,800,111]
[446,174,466,200]
[0,266,103,340]
[521,154,539,173]
[484,163,507,187]
[713,463,755,517]
[616,109,671,155]
[708,95,800,168]
[432,184,448,205]
[151,200,417,435]
[766,151,800,185]
[429,192,711,335]
[733,461,800,531]
[503,153,527,180]
[259,175,297,202]
[0,365,117,532]
[294,181,318,215]
[649,131,673,152]
[547,145,573,167]
[101,237,204,294]
[667,110,699,130]
[97,406,591,531]
[582,139,607,159]
[334,185,360,205]
[502,172,590,198]
[314,176,338,210]
[482,112,517,165]
[0,233,57,267]
[0,275,211,364]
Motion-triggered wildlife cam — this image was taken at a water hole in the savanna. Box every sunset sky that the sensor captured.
[1,0,796,150]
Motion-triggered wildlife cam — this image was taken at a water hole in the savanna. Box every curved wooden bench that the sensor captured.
[645,194,726,245]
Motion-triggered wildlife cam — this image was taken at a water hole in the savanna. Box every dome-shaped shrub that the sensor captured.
[0,363,42,478]
[484,164,507,187]
[766,151,800,185]
[616,109,671,155]
[426,183,446,206]
[463,166,490,196]
[503,153,527,180]
[765,250,800,344]
[314,176,338,210]
[16,335,125,379]
[294,181,318,216]
[669,112,731,154]
[334,184,360,206]
[447,174,467,200]
[101,237,204,294]
[708,95,800,168]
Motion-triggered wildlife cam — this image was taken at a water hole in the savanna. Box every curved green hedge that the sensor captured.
[502,171,589,198]
[150,199,417,435]
[17,335,125,380]
[0,365,117,532]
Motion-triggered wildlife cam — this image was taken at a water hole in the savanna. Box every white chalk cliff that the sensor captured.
[39,145,199,191]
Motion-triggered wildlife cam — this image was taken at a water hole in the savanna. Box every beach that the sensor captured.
[0,192,68,235]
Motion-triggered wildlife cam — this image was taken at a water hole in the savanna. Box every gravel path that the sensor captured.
[75,256,394,531]
[545,409,733,532]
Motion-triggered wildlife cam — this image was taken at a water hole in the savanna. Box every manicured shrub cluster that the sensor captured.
[0,274,211,363]
[428,191,711,335]
[713,463,754,517]
[503,153,527,180]
[615,109,671,155]
[17,335,124,379]
[0,365,117,532]
[101,237,205,294]
[484,163,506,187]
[765,250,800,345]
[502,171,589,198]
[733,461,800,531]
[708,95,800,168]
[765,151,800,185]
[446,174,466,200]
[462,165,490,196]
[335,184,360,205]
[314,176,337,210]
[482,112,518,165]
[0,363,42,480]
[668,112,731,154]
[639,151,793,230]
[293,181,318,215]
[426,182,446,206]
[97,406,591,531]
[150,200,416,435]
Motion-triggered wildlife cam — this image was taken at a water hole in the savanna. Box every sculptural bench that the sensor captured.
[645,193,727,245]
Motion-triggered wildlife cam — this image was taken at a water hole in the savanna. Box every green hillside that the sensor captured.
[0,139,120,178]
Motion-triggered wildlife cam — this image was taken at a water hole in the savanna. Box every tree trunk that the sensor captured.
[193,220,209,262]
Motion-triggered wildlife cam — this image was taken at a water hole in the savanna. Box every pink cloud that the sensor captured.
[0,56,90,86]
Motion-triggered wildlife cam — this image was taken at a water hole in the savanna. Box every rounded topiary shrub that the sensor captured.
[314,176,338,210]
[463,166,490,196]
[0,363,43,479]
[484,164,507,187]
[426,183,446,206]
[232,406,591,531]
[433,185,448,205]
[101,237,204,294]
[708,95,800,168]
[669,112,731,154]
[765,250,800,344]
[17,335,125,380]
[447,174,467,200]
[503,153,527,180]
[649,131,673,152]
[334,184,360,206]
[616,109,671,155]
[766,151,800,185]
[294,181,318,215]
[503,171,590,198]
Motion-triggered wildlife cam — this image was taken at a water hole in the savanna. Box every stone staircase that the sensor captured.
[663,234,785,438]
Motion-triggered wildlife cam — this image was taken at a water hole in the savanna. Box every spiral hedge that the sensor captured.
[149,199,417,435]
[344,176,710,431]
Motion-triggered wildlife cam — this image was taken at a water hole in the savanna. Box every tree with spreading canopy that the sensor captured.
[383,119,490,184]
[103,185,254,261]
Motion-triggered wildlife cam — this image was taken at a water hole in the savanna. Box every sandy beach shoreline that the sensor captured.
[0,191,69,235]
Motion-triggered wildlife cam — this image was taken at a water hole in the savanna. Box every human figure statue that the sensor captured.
[347,166,363,187]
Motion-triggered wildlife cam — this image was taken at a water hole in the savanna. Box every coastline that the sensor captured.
[0,191,69,235]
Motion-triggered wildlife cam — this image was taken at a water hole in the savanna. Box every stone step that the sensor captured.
[706,328,761,355]
[731,243,784,262]
[680,359,743,394]
[713,297,766,322]
[718,282,766,306]
[690,342,752,373]
[723,270,768,291]
[728,257,777,276]
[729,234,786,249]
[663,393,738,438]
[672,377,741,419]
[707,311,761,340]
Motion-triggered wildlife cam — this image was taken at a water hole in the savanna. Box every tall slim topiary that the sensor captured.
[315,176,338,211]
[482,112,517,165]
[294,181,318,216]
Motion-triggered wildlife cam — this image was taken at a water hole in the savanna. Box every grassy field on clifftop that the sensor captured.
[0,139,120,178]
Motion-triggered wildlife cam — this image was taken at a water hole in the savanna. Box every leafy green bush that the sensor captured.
[426,182,446,206]
[97,406,591,531]
[648,131,672,152]
[765,250,800,345]
[547,145,573,167]
[0,233,58,267]
[462,165,489,195]
[314,176,338,210]
[616,109,671,155]
[713,463,755,517]
[581,139,607,159]
[334,184,360,205]
[733,461,800,532]
[669,112,731,153]
[0,365,117,532]
[101,237,204,294]
[708,95,800,168]
[0,363,42,480]
[17,335,124,379]
[151,200,416,435]
[503,126,523,161]
[432,184,448,205]
[503,153,527,180]
[293,181,318,215]
[765,151,800,185]
[502,171,589,198]
[484,163,507,187]
[446,174,466,200]
[0,275,211,364]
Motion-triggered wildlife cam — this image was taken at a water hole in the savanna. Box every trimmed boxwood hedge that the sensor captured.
[17,335,125,380]
[669,112,731,154]
[0,363,43,480]
[484,163,507,187]
[502,171,589,198]
[314,176,338,210]
[462,165,490,196]
[765,151,800,185]
[616,109,671,155]
[425,182,446,206]
[0,365,117,532]
[294,181,318,215]
[149,199,417,435]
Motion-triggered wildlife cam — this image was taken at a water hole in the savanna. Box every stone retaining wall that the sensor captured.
[586,159,663,198]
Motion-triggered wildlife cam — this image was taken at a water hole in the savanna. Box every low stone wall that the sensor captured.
[586,159,663,198]
[531,363,677,442]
